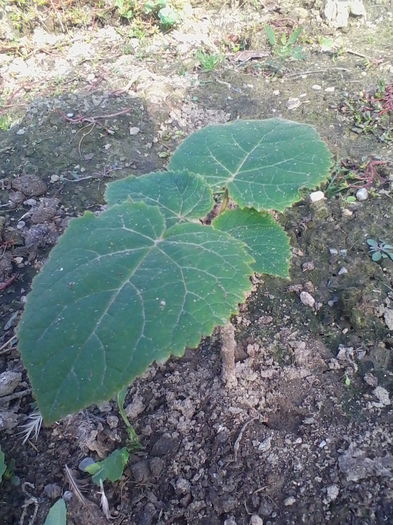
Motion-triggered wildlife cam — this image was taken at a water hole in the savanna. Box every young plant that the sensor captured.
[367,239,393,262]
[17,119,332,423]
[196,50,223,72]
[265,24,305,60]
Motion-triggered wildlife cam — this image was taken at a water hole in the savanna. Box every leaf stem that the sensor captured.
[116,387,141,453]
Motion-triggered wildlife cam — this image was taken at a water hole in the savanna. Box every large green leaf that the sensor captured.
[85,447,129,485]
[43,499,67,525]
[169,119,332,212]
[105,171,214,227]
[213,208,290,277]
[18,202,253,422]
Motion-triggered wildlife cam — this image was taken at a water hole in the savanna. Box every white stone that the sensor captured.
[312,84,322,90]
[129,126,140,135]
[326,484,339,501]
[325,86,335,93]
[284,496,296,506]
[50,174,60,183]
[250,516,264,525]
[300,291,315,308]
[373,386,390,406]
[356,188,368,201]
[309,190,325,202]
[338,267,348,275]
[287,97,301,110]
[384,308,393,330]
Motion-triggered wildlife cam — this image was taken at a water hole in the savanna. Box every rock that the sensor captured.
[130,460,151,483]
[125,394,145,419]
[326,484,339,502]
[134,502,156,525]
[149,457,165,478]
[302,261,315,272]
[106,415,119,428]
[310,190,325,202]
[0,411,19,431]
[257,436,272,452]
[44,483,62,499]
[323,0,366,28]
[300,291,315,308]
[30,198,60,224]
[151,434,178,456]
[312,84,322,90]
[284,496,296,506]
[356,188,368,201]
[224,518,237,525]
[338,267,348,275]
[23,223,58,249]
[250,516,264,525]
[287,97,301,110]
[0,371,22,397]
[325,86,335,93]
[175,477,191,495]
[129,126,140,135]
[78,457,96,472]
[373,386,390,406]
[12,175,47,197]
[338,444,393,481]
[384,308,393,330]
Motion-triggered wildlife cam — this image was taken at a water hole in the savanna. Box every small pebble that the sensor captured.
[309,190,325,202]
[250,516,264,525]
[356,188,368,201]
[0,371,22,397]
[300,291,315,308]
[342,208,353,216]
[78,457,96,472]
[373,386,390,406]
[302,261,315,272]
[329,248,338,255]
[258,436,272,452]
[312,84,322,90]
[44,483,62,499]
[287,97,301,110]
[50,175,60,183]
[326,484,339,501]
[325,86,335,93]
[338,267,348,275]
[284,496,296,506]
[129,126,140,135]
[339,249,347,256]
[16,128,26,135]
[273,89,280,95]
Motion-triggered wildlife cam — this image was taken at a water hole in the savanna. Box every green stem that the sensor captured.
[116,387,141,452]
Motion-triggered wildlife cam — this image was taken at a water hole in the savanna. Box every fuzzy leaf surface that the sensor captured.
[213,208,290,277]
[169,118,332,211]
[85,447,129,485]
[18,202,253,422]
[43,499,67,525]
[105,171,214,227]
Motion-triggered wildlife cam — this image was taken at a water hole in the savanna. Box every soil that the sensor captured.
[0,1,393,524]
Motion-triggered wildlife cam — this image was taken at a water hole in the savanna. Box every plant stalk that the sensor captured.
[116,387,141,452]
[220,321,238,387]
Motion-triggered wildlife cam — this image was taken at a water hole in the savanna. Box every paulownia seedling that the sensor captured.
[17,119,332,423]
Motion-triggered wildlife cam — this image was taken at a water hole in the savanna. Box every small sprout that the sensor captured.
[344,374,351,387]
[85,447,129,485]
[367,239,393,262]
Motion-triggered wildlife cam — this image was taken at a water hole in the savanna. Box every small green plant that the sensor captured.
[84,447,129,485]
[0,115,14,131]
[265,24,305,60]
[196,50,223,71]
[115,0,135,19]
[367,239,393,262]
[18,119,331,423]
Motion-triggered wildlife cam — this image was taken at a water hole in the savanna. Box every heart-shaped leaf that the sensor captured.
[105,171,214,227]
[213,208,290,277]
[18,202,253,422]
[169,119,332,211]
